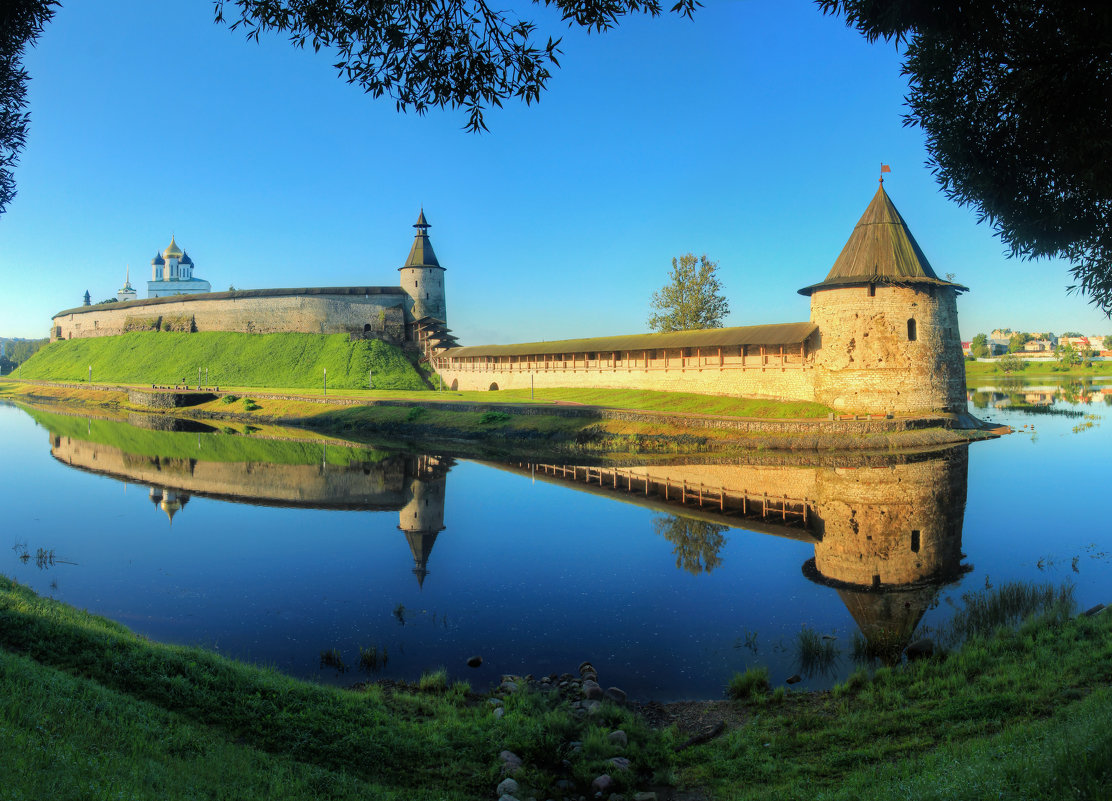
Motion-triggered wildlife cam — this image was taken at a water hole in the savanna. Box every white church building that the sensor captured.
[147,236,210,298]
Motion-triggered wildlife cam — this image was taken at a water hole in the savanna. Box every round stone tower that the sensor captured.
[799,181,968,414]
[398,210,447,323]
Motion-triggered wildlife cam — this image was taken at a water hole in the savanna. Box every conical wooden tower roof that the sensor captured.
[799,183,966,295]
[400,209,442,270]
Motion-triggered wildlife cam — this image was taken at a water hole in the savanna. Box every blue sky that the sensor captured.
[1,0,1108,341]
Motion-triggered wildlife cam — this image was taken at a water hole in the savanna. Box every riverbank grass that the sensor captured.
[702,585,1112,800]
[2,574,1110,800]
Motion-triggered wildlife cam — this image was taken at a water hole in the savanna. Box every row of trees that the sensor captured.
[970,332,1112,359]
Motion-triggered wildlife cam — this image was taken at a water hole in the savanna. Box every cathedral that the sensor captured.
[147,236,211,298]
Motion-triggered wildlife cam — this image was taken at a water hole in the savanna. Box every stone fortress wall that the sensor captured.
[438,349,819,403]
[51,287,409,343]
[436,182,971,416]
[49,187,971,417]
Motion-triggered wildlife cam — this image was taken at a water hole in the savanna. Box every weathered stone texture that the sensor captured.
[810,446,968,587]
[52,291,408,343]
[438,362,818,402]
[809,285,967,413]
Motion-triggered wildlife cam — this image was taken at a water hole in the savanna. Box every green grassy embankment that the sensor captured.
[15,332,427,390]
[1,574,1109,800]
[965,359,1112,379]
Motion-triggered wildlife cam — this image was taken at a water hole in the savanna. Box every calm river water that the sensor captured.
[2,379,1109,701]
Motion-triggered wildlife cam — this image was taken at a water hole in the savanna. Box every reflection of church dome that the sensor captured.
[162,236,183,260]
[154,489,189,524]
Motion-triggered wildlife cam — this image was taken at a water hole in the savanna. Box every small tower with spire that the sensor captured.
[82,290,91,307]
[117,266,137,303]
[798,178,969,414]
[398,210,447,324]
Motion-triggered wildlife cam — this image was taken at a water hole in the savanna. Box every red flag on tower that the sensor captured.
[881,164,891,173]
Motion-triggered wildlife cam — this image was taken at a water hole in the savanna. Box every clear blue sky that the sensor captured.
[2,0,1108,342]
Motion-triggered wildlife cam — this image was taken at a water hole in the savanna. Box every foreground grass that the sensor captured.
[687,593,1112,800]
[1,573,1110,800]
[15,331,427,390]
[0,575,669,800]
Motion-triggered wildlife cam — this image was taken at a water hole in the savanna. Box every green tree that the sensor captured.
[0,1,56,215]
[1054,343,1080,371]
[216,0,696,133]
[647,253,730,333]
[1103,335,1112,351]
[652,514,727,575]
[996,352,1026,374]
[970,333,989,359]
[821,2,1112,314]
[1007,332,1032,353]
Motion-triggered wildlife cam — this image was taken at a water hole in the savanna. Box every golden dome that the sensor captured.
[162,236,183,260]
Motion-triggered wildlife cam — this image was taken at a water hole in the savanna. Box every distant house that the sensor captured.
[1023,339,1055,353]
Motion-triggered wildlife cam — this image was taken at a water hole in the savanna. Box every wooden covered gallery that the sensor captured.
[435,322,817,373]
[432,322,821,397]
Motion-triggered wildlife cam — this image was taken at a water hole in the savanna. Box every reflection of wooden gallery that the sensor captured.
[494,449,970,657]
[518,462,813,537]
[47,426,453,588]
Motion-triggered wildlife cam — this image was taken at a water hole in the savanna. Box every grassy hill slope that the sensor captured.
[17,332,427,390]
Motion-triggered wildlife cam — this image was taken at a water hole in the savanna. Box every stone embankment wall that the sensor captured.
[809,284,967,414]
[51,288,410,343]
[128,389,216,408]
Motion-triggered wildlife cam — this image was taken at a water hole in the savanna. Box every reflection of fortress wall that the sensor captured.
[809,448,968,588]
[50,435,412,508]
[488,449,969,657]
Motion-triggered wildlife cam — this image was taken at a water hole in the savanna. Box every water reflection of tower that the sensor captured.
[398,455,453,588]
[803,447,970,660]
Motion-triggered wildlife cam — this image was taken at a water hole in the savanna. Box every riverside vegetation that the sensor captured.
[1,574,1109,800]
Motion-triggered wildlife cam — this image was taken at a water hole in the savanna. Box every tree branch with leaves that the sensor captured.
[213,0,697,133]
